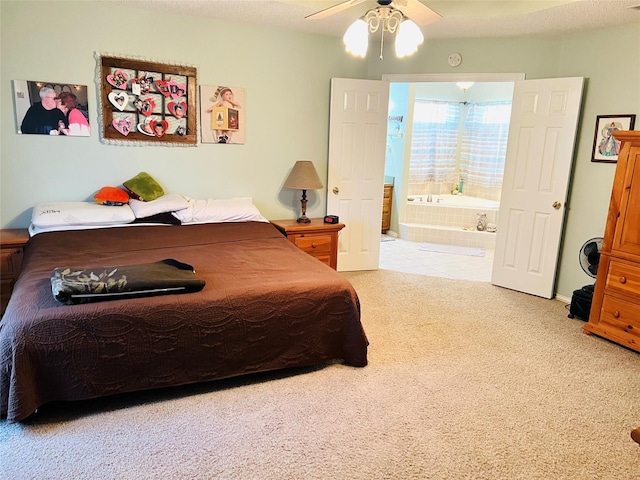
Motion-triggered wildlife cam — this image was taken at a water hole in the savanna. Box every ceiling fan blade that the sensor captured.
[392,0,442,26]
[305,0,368,20]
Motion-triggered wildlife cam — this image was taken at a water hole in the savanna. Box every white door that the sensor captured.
[491,77,584,299]
[327,78,389,272]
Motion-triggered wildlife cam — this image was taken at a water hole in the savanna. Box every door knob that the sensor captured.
[332,187,340,195]
[552,201,562,210]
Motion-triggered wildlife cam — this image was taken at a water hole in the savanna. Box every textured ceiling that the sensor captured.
[113,0,640,40]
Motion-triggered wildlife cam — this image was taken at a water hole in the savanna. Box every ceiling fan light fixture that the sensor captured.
[394,18,424,58]
[342,5,425,59]
[343,18,369,57]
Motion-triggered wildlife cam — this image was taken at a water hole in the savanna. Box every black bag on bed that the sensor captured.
[51,258,205,304]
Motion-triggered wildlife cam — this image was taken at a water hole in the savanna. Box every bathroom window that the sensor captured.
[460,101,512,188]
[408,100,511,195]
[409,100,461,187]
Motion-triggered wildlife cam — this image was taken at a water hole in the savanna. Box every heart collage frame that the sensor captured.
[100,55,197,145]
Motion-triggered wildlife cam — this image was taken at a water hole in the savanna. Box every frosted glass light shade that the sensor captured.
[456,82,475,91]
[394,19,424,58]
[343,19,369,57]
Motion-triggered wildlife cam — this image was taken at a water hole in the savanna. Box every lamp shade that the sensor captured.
[456,81,475,91]
[283,161,323,190]
[343,19,369,57]
[395,19,424,58]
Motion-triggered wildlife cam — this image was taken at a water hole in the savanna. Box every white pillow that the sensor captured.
[31,202,135,228]
[28,222,169,237]
[129,193,189,219]
[173,197,269,224]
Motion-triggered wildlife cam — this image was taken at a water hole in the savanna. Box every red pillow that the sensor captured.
[94,186,130,206]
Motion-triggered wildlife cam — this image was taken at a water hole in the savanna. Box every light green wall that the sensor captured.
[554,25,640,301]
[369,24,639,301]
[367,35,561,78]
[1,1,638,300]
[0,1,366,228]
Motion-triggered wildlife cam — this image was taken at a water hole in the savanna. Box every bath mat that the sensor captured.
[419,242,485,257]
[381,235,395,242]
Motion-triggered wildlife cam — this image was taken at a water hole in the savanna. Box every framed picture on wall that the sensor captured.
[200,85,246,144]
[13,80,90,136]
[591,114,636,163]
[98,55,197,145]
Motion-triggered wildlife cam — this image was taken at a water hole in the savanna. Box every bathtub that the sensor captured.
[407,194,499,209]
[400,194,499,249]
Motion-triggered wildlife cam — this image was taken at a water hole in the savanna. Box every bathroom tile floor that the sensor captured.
[379,235,494,282]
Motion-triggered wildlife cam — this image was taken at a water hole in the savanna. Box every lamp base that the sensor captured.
[297,191,311,223]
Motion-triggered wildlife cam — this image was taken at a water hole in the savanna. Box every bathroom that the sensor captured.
[383,80,514,258]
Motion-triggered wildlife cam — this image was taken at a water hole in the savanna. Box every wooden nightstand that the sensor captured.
[271,219,345,270]
[1,229,30,315]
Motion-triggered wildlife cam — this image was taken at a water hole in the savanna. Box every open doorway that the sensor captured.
[329,75,581,297]
[380,73,522,281]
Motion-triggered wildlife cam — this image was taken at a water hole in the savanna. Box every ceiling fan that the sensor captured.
[305,0,442,26]
[306,0,442,59]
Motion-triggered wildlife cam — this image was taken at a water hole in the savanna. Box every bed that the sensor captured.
[0,220,368,423]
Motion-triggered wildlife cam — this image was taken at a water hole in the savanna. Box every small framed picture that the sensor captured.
[199,85,246,144]
[591,114,636,163]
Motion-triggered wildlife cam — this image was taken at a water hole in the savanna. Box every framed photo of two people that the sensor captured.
[13,80,90,137]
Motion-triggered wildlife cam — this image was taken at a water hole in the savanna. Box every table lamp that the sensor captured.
[283,160,324,223]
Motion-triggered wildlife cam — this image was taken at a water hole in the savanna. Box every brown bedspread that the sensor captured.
[0,222,368,422]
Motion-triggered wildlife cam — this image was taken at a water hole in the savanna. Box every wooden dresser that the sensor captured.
[1,229,30,315]
[271,219,345,270]
[382,184,393,233]
[584,131,640,352]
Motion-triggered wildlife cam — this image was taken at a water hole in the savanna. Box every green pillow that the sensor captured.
[123,172,164,202]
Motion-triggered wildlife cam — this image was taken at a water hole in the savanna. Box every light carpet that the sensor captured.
[420,242,485,257]
[2,270,639,479]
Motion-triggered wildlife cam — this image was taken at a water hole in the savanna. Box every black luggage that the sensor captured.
[567,284,594,321]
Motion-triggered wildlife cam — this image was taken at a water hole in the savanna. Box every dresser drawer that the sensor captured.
[293,234,332,257]
[0,229,29,315]
[596,294,640,347]
[0,250,16,277]
[1,247,23,277]
[604,259,640,300]
[382,185,393,234]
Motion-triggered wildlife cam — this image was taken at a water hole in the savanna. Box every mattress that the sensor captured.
[0,222,368,422]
